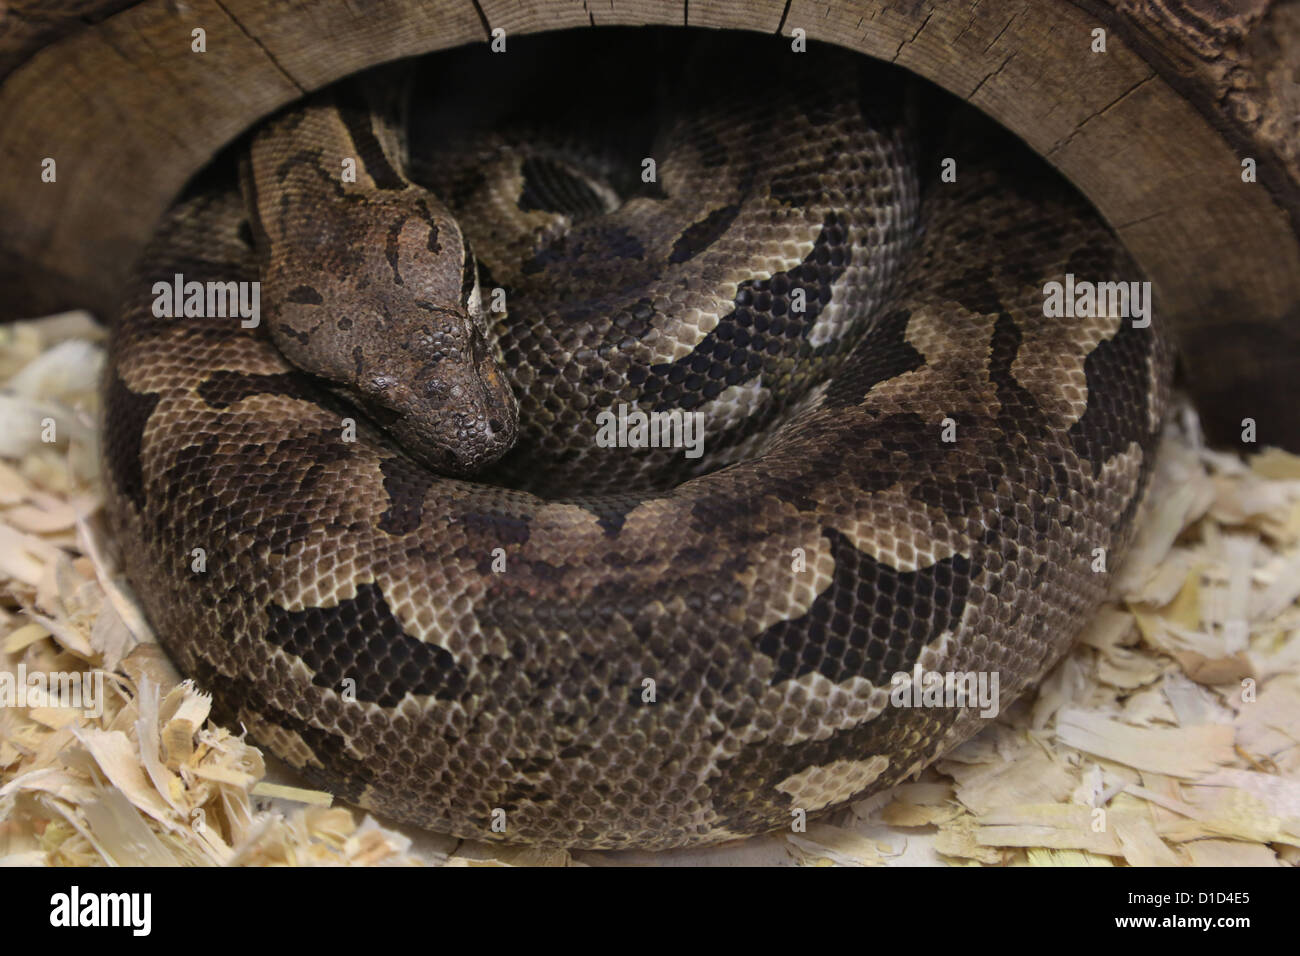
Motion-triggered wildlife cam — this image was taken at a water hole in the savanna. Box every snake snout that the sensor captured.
[351,318,518,477]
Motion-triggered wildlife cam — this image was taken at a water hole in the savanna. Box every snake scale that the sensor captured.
[101,40,1172,849]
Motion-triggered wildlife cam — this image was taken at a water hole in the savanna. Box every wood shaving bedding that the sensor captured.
[1,312,1296,867]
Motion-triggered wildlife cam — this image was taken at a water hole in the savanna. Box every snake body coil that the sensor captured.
[102,46,1171,849]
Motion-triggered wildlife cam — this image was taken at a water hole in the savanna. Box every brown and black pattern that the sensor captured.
[101,44,1172,850]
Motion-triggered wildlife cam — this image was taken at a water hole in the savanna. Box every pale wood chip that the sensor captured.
[786,823,892,866]
[1054,709,1235,778]
[1183,839,1281,866]
[933,815,1004,864]
[3,622,50,653]
[1174,650,1255,686]
[469,845,573,867]
[250,782,335,807]
[975,803,1125,855]
[940,734,1075,816]
[187,763,258,788]
[120,644,182,698]
[1114,816,1182,866]
[74,728,180,830]
[1024,848,1115,866]
[1250,448,1300,480]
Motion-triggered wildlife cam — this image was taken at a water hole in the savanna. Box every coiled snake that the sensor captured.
[102,45,1171,849]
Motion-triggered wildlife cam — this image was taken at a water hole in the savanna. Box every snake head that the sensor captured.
[262,202,519,477]
[350,301,519,476]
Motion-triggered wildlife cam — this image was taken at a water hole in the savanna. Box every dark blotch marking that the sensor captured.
[822,309,925,409]
[640,213,852,412]
[518,156,607,218]
[331,88,407,191]
[936,267,1005,316]
[987,311,1051,440]
[768,161,832,208]
[711,687,959,833]
[263,582,469,707]
[522,225,646,275]
[498,778,556,810]
[378,456,436,535]
[848,412,952,496]
[102,368,160,511]
[195,370,318,409]
[669,204,740,265]
[755,527,977,686]
[153,426,351,558]
[287,285,323,305]
[385,215,406,285]
[273,148,324,187]
[457,509,532,557]
[568,492,651,538]
[1068,320,1154,476]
